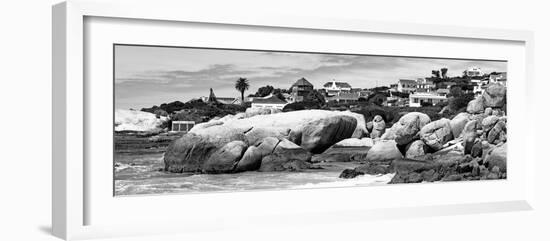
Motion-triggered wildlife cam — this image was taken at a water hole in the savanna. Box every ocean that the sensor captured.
[114,151,393,196]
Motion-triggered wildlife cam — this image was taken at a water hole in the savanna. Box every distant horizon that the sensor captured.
[115,45,507,110]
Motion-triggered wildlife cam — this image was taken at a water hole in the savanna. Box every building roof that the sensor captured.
[410,92,447,99]
[207,88,217,103]
[490,72,507,79]
[399,79,417,85]
[323,81,352,88]
[436,88,450,94]
[252,95,287,104]
[292,77,314,87]
[216,97,240,105]
[328,92,360,100]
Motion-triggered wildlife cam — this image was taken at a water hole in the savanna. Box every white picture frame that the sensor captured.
[52,0,536,240]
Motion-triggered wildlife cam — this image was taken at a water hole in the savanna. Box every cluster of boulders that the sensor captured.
[163,83,507,184]
[164,109,367,173]
[340,83,507,183]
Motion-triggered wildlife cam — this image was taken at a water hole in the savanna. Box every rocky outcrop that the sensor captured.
[234,137,279,172]
[467,96,485,114]
[419,118,454,151]
[479,115,507,145]
[311,138,373,163]
[332,137,374,148]
[483,143,507,172]
[244,127,288,146]
[364,140,403,163]
[165,110,369,173]
[370,115,385,138]
[381,112,431,142]
[405,140,427,159]
[339,162,392,179]
[482,83,506,108]
[203,141,248,174]
[190,109,365,152]
[300,115,357,153]
[259,139,312,172]
[463,119,481,155]
[466,83,506,115]
[450,112,471,138]
[164,133,244,173]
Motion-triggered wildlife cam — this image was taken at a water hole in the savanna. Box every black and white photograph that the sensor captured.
[114,44,508,196]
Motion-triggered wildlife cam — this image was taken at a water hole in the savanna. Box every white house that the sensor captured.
[464,66,484,77]
[171,121,195,132]
[323,80,352,94]
[409,92,447,107]
[416,78,435,92]
[489,72,507,87]
[471,78,489,95]
[251,94,287,110]
[397,79,417,93]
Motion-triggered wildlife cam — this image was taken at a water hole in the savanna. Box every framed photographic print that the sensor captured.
[53,0,536,240]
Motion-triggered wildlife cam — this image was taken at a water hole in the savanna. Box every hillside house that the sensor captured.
[290,77,314,102]
[489,72,507,87]
[416,78,435,92]
[409,92,447,107]
[251,94,287,110]
[323,80,352,95]
[216,97,242,105]
[397,79,417,93]
[326,92,360,103]
[171,121,195,133]
[464,66,484,77]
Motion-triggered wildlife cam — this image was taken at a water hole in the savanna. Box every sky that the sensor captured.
[114,45,507,110]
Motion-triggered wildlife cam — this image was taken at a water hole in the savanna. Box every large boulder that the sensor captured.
[450,112,471,138]
[389,154,473,183]
[419,118,454,151]
[300,115,357,153]
[482,83,506,108]
[369,115,386,138]
[381,112,431,141]
[202,141,247,173]
[259,139,312,172]
[394,115,423,146]
[164,133,244,173]
[165,110,368,173]
[332,137,374,147]
[234,137,280,172]
[365,140,403,163]
[483,143,507,172]
[467,96,485,114]
[481,115,500,132]
[405,140,428,159]
[191,109,365,137]
[311,138,373,163]
[487,120,507,144]
[243,127,289,146]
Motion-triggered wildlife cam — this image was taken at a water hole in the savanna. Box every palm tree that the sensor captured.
[235,77,249,103]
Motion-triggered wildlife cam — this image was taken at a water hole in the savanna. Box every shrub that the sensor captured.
[282,101,321,112]
[448,93,474,111]
[420,101,433,107]
[304,90,326,106]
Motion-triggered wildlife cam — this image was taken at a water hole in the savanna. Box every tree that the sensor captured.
[234,77,250,103]
[256,85,274,97]
[305,90,326,105]
[449,85,464,98]
[432,70,441,79]
[441,68,448,79]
